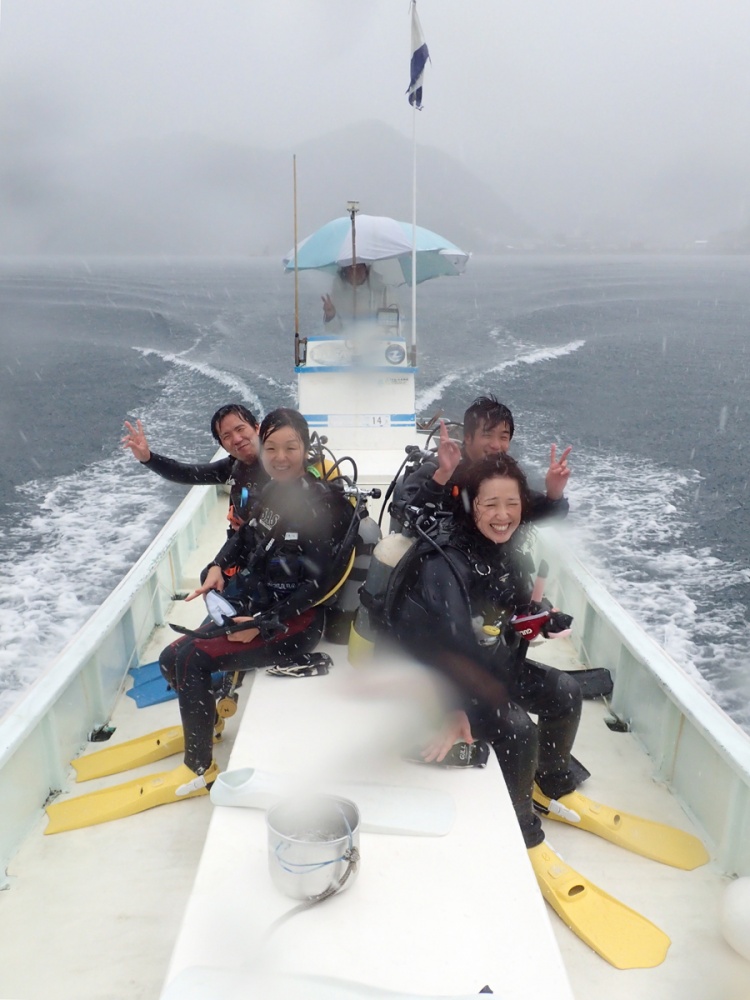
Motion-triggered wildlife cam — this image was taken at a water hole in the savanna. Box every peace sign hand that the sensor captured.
[433,419,463,486]
[122,419,151,463]
[321,294,336,322]
[545,444,572,500]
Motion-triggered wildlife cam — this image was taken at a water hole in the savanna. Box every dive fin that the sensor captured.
[210,768,456,837]
[561,667,613,699]
[72,723,224,782]
[126,675,177,707]
[528,841,670,969]
[533,786,709,870]
[45,762,219,834]
[128,660,162,684]
[525,659,613,700]
[72,726,185,781]
[126,666,224,708]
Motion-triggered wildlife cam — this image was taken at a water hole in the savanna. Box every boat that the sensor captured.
[2,266,750,1000]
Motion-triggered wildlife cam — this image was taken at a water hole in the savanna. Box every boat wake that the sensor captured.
[486,339,585,376]
[0,352,279,721]
[0,451,174,721]
[415,370,466,412]
[416,338,586,416]
[132,347,269,415]
[555,447,750,731]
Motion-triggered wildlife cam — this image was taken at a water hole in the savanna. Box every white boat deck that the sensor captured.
[161,656,571,1000]
[1,499,750,999]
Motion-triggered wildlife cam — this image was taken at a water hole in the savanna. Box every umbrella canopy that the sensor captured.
[283,214,469,287]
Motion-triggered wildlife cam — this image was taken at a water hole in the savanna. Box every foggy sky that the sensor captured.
[2,0,750,242]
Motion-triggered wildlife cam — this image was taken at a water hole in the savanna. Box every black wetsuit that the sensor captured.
[160,474,355,773]
[142,451,269,519]
[389,523,581,848]
[393,453,569,525]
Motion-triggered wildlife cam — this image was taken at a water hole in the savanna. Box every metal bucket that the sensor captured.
[266,794,360,901]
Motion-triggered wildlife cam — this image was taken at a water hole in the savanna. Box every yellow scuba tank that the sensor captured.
[347,531,416,665]
[306,458,336,480]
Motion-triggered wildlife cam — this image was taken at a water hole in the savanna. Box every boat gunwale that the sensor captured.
[0,483,218,767]
[537,526,750,775]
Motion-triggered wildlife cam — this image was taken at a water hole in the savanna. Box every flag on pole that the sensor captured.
[406,1,430,109]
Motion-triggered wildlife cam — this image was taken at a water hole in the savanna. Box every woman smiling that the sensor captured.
[156,408,356,794]
[390,452,583,852]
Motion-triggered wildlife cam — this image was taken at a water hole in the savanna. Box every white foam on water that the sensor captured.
[133,346,267,415]
[0,352,272,720]
[0,451,174,720]
[487,325,518,340]
[532,444,750,731]
[486,338,586,376]
[415,370,467,412]
[416,337,585,414]
[0,328,305,716]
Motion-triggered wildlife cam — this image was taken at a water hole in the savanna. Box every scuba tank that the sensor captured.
[305,429,383,644]
[324,509,382,644]
[347,530,416,664]
[349,502,450,665]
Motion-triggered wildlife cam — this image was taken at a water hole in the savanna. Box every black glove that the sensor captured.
[542,605,574,636]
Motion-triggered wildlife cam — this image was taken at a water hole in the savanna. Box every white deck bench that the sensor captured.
[160,645,574,1000]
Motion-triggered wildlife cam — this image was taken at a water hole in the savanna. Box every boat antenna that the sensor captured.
[347,199,359,321]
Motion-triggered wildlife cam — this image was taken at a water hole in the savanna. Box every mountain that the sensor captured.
[0,121,531,256]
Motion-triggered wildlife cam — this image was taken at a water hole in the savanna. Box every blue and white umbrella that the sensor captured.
[283,214,469,287]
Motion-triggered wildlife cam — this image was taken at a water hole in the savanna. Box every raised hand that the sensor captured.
[122,419,151,462]
[433,419,463,486]
[321,294,336,322]
[545,444,572,500]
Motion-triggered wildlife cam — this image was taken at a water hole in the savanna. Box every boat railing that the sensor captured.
[0,482,222,881]
[535,524,750,876]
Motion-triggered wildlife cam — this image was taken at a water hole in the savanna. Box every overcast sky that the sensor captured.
[2,0,750,236]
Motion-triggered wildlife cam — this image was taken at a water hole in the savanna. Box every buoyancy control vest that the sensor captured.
[348,499,549,667]
[347,505,455,664]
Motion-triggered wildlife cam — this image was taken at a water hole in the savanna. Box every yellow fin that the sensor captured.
[72,726,185,781]
[533,786,709,870]
[46,762,219,834]
[528,842,670,969]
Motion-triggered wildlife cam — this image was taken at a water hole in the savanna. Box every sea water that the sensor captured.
[1,254,749,731]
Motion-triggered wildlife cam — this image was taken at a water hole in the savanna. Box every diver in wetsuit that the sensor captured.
[388,452,582,849]
[122,404,269,530]
[158,408,356,786]
[392,395,571,526]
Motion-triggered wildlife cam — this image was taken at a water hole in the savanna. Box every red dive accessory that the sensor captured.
[510,559,574,641]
